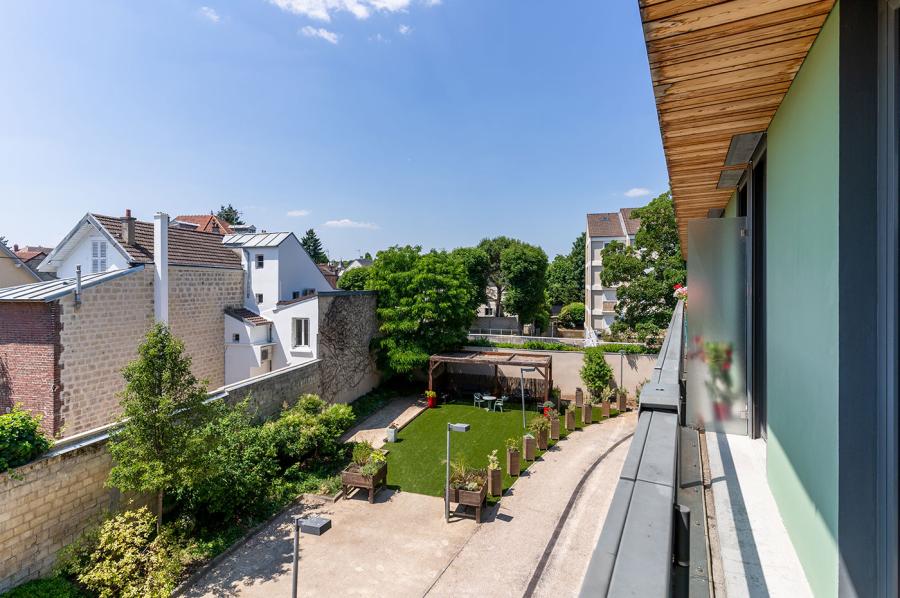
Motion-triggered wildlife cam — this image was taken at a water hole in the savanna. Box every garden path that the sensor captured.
[181,410,636,597]
[341,395,426,449]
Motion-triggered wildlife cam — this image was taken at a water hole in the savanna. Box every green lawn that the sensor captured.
[384,401,619,502]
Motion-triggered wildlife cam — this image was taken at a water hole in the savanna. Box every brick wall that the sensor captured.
[168,266,244,390]
[57,269,155,436]
[0,442,122,592]
[0,302,61,435]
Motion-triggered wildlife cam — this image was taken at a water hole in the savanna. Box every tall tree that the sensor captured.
[216,204,245,226]
[300,229,328,264]
[501,243,549,330]
[337,266,371,291]
[476,236,518,316]
[547,232,586,306]
[450,246,490,313]
[600,191,686,329]
[367,246,476,375]
[107,324,212,531]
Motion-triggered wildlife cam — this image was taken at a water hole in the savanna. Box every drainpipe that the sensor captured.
[74,265,82,307]
[154,212,169,324]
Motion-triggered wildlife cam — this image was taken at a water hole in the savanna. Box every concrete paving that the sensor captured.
[342,396,426,449]
[184,412,637,598]
[706,432,812,598]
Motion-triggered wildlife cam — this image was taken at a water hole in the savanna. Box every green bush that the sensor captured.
[337,266,371,291]
[181,400,280,522]
[580,347,614,397]
[2,577,85,598]
[65,508,182,598]
[0,406,52,473]
[558,303,585,329]
[265,396,356,466]
[598,343,653,355]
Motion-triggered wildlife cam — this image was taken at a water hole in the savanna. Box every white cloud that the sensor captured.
[198,6,221,22]
[369,33,390,43]
[324,219,378,229]
[301,25,340,43]
[624,187,651,198]
[398,23,411,35]
[268,0,438,22]
[286,209,310,217]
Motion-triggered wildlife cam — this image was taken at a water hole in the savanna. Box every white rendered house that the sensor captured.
[584,208,640,333]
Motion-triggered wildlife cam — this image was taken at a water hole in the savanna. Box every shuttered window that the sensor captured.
[91,240,107,273]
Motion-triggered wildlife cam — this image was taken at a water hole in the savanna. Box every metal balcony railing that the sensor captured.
[579,301,696,597]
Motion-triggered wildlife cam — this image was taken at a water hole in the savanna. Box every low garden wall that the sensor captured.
[0,359,332,593]
[461,346,657,400]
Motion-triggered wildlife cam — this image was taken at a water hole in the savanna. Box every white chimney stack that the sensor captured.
[154,212,169,324]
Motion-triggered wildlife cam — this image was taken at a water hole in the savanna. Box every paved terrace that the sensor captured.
[183,413,637,597]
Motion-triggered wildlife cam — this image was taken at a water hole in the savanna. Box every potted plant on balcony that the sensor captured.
[546,407,560,440]
[448,459,488,522]
[523,433,536,461]
[341,441,388,504]
[506,437,521,476]
[425,390,438,409]
[487,449,502,497]
[565,403,577,431]
[529,416,550,451]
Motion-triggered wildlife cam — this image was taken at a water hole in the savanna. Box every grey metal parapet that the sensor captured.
[579,301,685,598]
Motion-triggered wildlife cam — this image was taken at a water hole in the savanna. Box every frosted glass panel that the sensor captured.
[686,218,748,435]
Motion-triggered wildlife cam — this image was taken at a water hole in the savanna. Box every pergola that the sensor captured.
[427,351,554,407]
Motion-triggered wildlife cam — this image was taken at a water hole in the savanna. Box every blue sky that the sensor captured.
[0,0,667,260]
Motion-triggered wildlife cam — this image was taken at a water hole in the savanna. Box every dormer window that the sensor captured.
[255,254,264,269]
[91,240,107,273]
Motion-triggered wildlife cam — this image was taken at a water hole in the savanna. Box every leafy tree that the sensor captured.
[580,347,614,398]
[337,266,371,291]
[300,229,328,264]
[476,236,518,316]
[558,302,586,329]
[547,233,586,306]
[367,246,476,375]
[216,204,244,226]
[0,406,51,472]
[500,242,548,329]
[107,324,212,532]
[363,251,373,260]
[600,191,686,329]
[450,246,490,313]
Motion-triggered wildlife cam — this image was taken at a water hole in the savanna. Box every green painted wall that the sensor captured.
[765,7,839,597]
[724,192,737,217]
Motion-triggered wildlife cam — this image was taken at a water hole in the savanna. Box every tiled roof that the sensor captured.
[619,208,641,236]
[225,307,271,326]
[174,215,233,235]
[15,250,46,262]
[587,213,624,237]
[317,264,337,289]
[92,214,242,270]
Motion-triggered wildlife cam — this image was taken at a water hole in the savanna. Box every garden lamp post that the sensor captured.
[520,367,536,429]
[291,515,331,598]
[446,422,471,522]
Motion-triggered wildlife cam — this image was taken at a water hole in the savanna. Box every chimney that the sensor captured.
[75,265,82,307]
[121,209,136,245]
[154,212,169,324]
[12,244,18,252]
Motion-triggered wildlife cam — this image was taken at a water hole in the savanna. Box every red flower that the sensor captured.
[722,362,732,371]
[674,283,683,290]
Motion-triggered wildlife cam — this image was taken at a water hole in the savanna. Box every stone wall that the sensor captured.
[58,268,154,436]
[0,302,60,435]
[0,442,122,592]
[168,266,244,390]
[316,292,380,404]
[222,360,321,421]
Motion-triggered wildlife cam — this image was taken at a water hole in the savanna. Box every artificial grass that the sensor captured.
[384,401,620,503]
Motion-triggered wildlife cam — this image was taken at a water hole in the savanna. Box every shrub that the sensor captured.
[527,415,550,435]
[3,577,85,598]
[580,347,614,397]
[598,343,652,355]
[558,302,586,329]
[635,322,660,342]
[296,393,326,415]
[337,266,371,291]
[0,406,51,473]
[505,438,519,453]
[352,441,374,466]
[266,398,355,465]
[68,508,183,598]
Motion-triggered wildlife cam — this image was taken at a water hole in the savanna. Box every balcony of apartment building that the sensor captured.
[590,300,618,317]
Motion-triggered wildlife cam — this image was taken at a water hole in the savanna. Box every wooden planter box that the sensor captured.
[582,404,593,425]
[536,428,549,450]
[523,435,536,461]
[448,484,487,522]
[575,388,583,407]
[488,469,502,497]
[507,449,520,476]
[565,410,576,431]
[602,400,610,419]
[550,417,560,441]
[617,394,627,412]
[341,462,387,504]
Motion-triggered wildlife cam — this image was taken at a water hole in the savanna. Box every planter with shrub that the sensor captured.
[565,406,576,431]
[341,441,387,503]
[617,388,628,412]
[547,408,560,440]
[528,417,550,451]
[425,390,438,409]
[506,437,521,476]
[447,460,487,522]
[487,450,502,497]
[523,434,536,461]
[582,398,594,425]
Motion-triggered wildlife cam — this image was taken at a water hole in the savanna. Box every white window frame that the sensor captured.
[255,293,264,304]
[292,318,311,349]
[483,305,494,317]
[255,254,264,269]
[91,240,107,273]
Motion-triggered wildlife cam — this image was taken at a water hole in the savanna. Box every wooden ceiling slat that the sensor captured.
[640,0,729,22]
[660,95,783,125]
[657,81,792,111]
[655,59,804,100]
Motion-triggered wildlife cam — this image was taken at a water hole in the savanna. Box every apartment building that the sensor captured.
[584,208,640,333]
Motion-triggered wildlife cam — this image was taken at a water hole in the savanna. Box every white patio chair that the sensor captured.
[494,396,507,412]
[474,393,484,408]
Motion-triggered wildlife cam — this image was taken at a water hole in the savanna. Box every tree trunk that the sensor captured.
[156,490,163,533]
